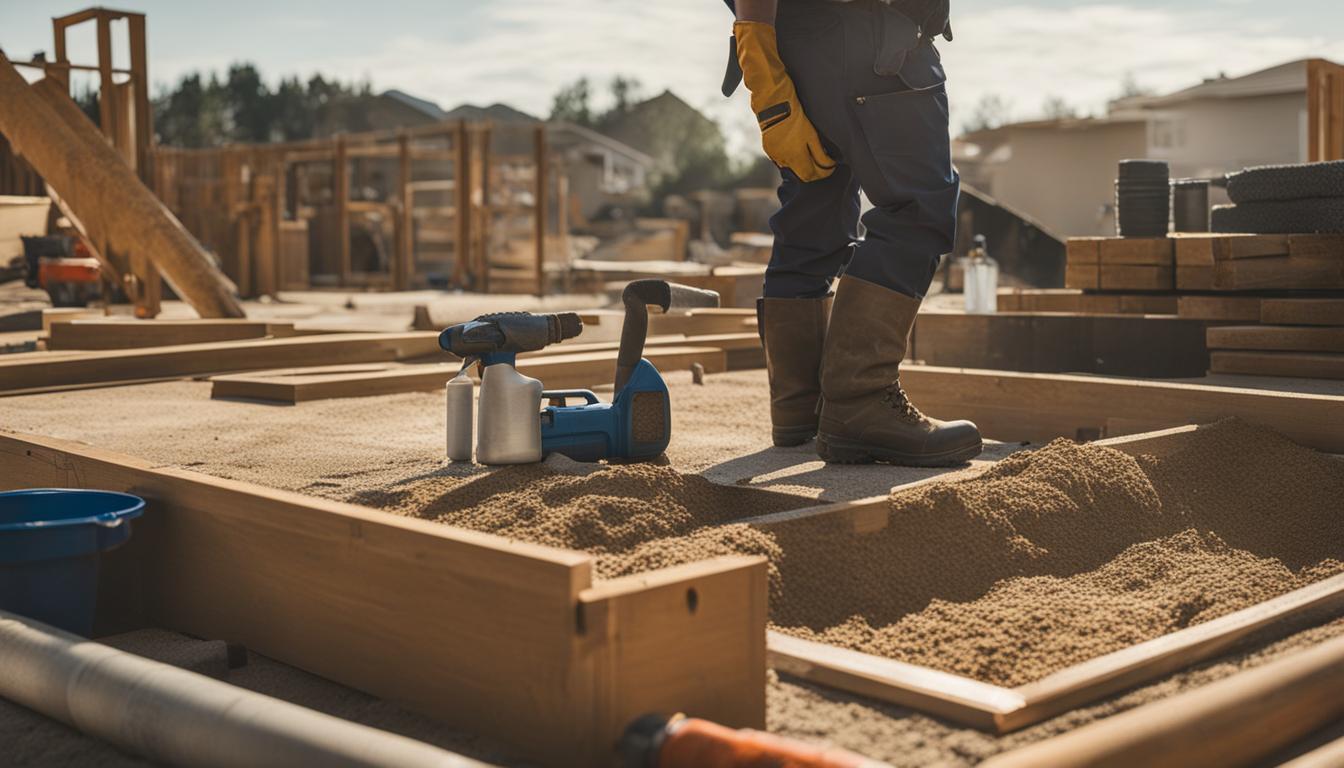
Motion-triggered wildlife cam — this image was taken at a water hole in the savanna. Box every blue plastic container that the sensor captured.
[0,489,145,635]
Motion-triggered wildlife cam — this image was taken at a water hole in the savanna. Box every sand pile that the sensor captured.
[347,418,1341,687]
[347,460,806,579]
[769,420,1344,685]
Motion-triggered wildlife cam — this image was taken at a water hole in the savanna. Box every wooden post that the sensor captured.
[126,13,152,183]
[95,13,116,140]
[396,131,413,291]
[477,124,492,293]
[335,134,350,286]
[453,121,471,290]
[534,124,547,297]
[254,174,277,297]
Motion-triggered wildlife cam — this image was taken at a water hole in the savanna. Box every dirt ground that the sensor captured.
[1,366,1341,765]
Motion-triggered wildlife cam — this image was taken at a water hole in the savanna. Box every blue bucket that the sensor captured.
[0,489,145,635]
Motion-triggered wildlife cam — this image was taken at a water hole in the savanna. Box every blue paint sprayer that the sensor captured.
[439,279,721,464]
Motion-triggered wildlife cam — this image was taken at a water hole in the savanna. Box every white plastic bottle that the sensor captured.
[445,368,474,462]
[475,363,543,465]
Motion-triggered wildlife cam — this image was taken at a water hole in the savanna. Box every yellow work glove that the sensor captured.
[734,20,836,182]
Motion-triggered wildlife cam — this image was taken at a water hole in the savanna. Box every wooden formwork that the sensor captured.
[748,426,1344,734]
[0,430,767,766]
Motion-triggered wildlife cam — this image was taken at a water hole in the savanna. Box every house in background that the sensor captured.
[957,58,1330,237]
[310,88,654,225]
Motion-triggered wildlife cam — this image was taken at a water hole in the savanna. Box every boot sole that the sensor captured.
[772,425,818,448]
[816,433,983,467]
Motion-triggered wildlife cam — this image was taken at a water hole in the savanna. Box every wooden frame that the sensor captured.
[209,345,730,403]
[0,430,767,766]
[899,365,1344,452]
[0,332,441,395]
[753,427,1344,733]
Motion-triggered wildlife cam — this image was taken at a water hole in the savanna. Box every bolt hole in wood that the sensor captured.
[686,587,699,614]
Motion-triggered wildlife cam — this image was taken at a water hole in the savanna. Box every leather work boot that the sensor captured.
[757,295,832,446]
[816,276,983,466]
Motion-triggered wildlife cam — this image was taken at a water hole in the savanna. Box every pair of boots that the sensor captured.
[757,275,982,466]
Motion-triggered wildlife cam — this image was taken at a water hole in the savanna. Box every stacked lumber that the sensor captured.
[1173,233,1344,291]
[1065,237,1174,291]
[1207,317,1344,380]
[996,289,1177,315]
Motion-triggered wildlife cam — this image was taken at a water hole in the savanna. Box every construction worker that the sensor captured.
[725,0,983,466]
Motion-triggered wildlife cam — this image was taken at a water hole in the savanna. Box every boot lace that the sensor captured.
[881,381,925,422]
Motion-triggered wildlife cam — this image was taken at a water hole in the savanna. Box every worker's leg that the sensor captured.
[764,166,860,299]
[781,0,981,465]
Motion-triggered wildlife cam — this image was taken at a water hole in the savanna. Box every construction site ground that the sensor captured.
[2,333,1342,765]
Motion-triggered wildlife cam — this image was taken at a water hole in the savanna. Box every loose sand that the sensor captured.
[2,365,1342,763]
[768,420,1343,685]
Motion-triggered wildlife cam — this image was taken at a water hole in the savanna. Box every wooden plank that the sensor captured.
[894,365,1344,452]
[0,56,242,317]
[1261,298,1344,326]
[0,333,442,395]
[1005,573,1344,731]
[211,346,730,403]
[580,556,769,741]
[1174,234,1289,267]
[1207,325,1344,353]
[46,319,298,350]
[1176,265,1214,291]
[1065,237,1101,266]
[1098,265,1173,291]
[1213,256,1344,291]
[1064,264,1098,290]
[1209,351,1344,380]
[1097,237,1173,266]
[984,634,1344,768]
[911,312,1208,378]
[0,431,766,765]
[1177,295,1262,322]
[767,632,1023,731]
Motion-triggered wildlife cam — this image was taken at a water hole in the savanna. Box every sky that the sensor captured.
[3,0,1344,159]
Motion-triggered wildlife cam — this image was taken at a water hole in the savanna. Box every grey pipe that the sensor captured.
[0,610,491,768]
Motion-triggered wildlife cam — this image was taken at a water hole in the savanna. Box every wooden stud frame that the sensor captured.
[0,430,768,766]
[750,427,1344,733]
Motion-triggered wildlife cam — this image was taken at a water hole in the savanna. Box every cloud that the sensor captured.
[140,1,1344,159]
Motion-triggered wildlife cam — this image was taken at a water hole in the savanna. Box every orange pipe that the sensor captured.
[652,716,882,768]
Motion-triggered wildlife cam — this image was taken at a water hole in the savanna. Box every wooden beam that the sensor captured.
[335,134,350,286]
[1209,351,1344,380]
[45,319,297,350]
[911,312,1209,378]
[983,634,1344,767]
[767,632,1023,731]
[396,131,413,291]
[0,57,242,317]
[758,427,1344,736]
[210,345,730,403]
[1207,325,1344,353]
[895,366,1344,452]
[1261,298,1344,326]
[0,430,767,766]
[0,333,441,395]
[534,125,548,297]
[1097,237,1173,266]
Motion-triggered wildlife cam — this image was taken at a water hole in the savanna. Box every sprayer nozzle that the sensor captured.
[554,312,584,342]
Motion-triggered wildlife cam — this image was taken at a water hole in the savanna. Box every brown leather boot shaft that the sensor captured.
[818,275,982,466]
[759,295,831,446]
[818,276,917,404]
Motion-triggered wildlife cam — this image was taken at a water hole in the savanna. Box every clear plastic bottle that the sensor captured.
[963,235,999,315]
[475,363,543,465]
[445,367,474,462]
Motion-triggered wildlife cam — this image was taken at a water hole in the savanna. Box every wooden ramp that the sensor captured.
[0,52,241,318]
